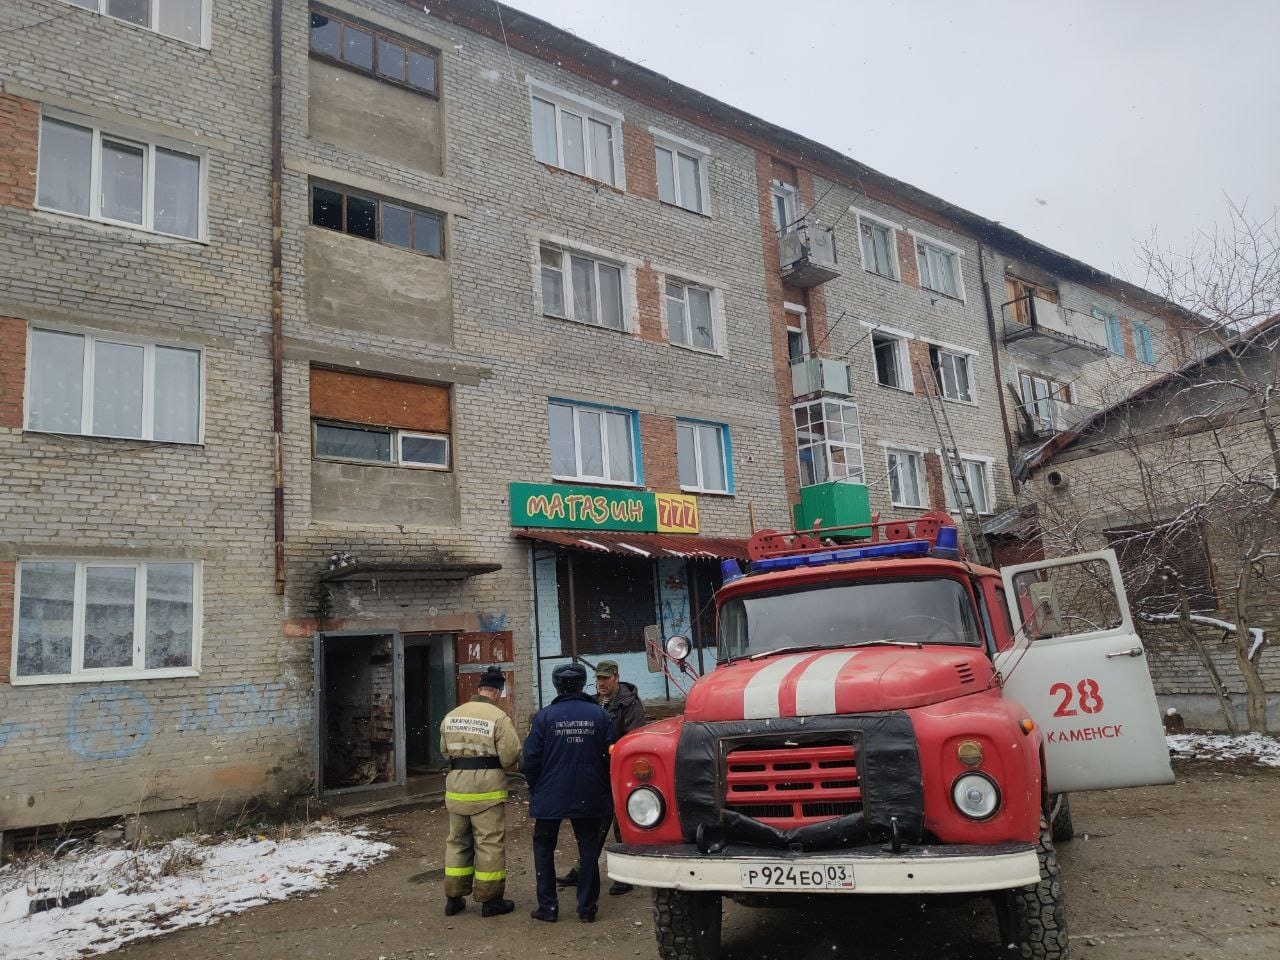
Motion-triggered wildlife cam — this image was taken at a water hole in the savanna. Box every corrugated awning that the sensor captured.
[515,530,750,560]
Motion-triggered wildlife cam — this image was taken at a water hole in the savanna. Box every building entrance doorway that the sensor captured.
[403,633,456,774]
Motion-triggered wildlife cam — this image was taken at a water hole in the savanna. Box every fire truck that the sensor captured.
[606,513,1173,960]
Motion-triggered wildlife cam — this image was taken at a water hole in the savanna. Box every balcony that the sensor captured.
[779,219,840,287]
[1002,295,1109,364]
[791,357,852,398]
[1015,398,1099,445]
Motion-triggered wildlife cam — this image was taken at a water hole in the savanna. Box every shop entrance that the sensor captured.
[403,633,456,774]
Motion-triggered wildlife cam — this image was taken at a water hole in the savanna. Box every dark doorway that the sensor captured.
[403,633,455,774]
[320,633,396,791]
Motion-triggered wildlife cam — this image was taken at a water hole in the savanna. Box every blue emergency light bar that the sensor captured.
[748,538,932,574]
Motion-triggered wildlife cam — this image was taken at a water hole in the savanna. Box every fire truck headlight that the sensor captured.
[952,773,1000,820]
[626,786,665,829]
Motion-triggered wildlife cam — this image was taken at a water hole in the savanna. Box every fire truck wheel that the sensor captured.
[1049,794,1074,843]
[652,888,723,960]
[993,818,1069,960]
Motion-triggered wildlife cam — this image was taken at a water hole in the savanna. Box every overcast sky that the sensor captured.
[502,0,1279,284]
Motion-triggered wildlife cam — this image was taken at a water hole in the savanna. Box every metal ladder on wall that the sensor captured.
[916,361,992,566]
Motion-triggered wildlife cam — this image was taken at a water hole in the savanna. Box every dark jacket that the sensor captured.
[522,691,615,820]
[599,681,647,740]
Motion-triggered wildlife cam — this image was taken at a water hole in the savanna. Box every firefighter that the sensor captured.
[523,661,616,923]
[557,659,646,895]
[439,665,522,918]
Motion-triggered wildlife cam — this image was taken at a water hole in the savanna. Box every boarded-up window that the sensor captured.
[1105,521,1216,613]
[310,368,449,432]
[1005,275,1059,325]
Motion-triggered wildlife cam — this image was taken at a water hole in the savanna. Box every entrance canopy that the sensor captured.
[320,561,502,583]
[516,530,749,561]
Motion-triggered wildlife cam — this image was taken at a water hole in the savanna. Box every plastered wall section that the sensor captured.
[0,1,308,831]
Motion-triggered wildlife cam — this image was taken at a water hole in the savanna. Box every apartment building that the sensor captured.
[1,0,1198,833]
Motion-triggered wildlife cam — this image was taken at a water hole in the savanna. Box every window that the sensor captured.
[915,238,962,298]
[885,448,925,508]
[1005,276,1059,324]
[313,422,449,469]
[944,458,993,515]
[63,0,207,45]
[37,114,203,239]
[14,559,200,682]
[794,399,864,487]
[529,84,622,186]
[1095,308,1124,355]
[308,10,439,96]
[26,329,201,442]
[772,181,797,235]
[1019,373,1071,432]
[653,131,709,213]
[1105,521,1216,613]
[786,303,809,365]
[930,346,974,402]
[858,216,897,279]
[549,400,638,485]
[540,244,626,331]
[872,332,910,391]
[677,420,731,494]
[665,280,717,351]
[1135,322,1155,364]
[310,183,443,257]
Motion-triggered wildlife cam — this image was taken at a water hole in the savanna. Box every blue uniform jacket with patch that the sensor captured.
[522,691,616,820]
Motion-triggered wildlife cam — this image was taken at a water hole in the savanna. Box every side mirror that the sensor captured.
[665,635,691,662]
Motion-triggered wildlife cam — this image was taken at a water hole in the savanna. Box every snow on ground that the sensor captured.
[1167,732,1280,767]
[0,826,392,960]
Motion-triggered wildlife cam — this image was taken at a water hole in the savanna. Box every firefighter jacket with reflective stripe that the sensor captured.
[440,695,522,814]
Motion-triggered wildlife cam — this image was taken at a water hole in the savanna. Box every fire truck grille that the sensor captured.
[723,741,862,828]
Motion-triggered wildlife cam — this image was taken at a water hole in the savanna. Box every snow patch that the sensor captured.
[1166,732,1280,768]
[0,829,392,960]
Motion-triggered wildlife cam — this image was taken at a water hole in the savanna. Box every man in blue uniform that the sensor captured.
[522,661,616,923]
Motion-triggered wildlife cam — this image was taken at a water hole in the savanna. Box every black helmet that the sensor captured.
[552,661,587,695]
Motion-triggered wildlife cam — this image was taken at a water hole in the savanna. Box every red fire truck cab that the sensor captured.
[607,513,1173,960]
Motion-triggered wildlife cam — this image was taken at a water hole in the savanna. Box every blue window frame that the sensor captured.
[676,419,734,494]
[548,399,641,485]
[1135,322,1154,364]
[1095,308,1124,356]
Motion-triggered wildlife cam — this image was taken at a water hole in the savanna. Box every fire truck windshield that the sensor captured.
[718,577,982,661]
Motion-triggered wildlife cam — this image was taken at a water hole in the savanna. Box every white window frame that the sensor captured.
[24,327,205,443]
[851,207,901,280]
[785,301,810,365]
[930,346,975,404]
[884,447,927,509]
[662,276,723,354]
[549,400,639,487]
[312,421,451,471]
[527,78,626,189]
[870,330,912,393]
[36,108,208,240]
[943,454,995,516]
[1018,371,1070,431]
[650,127,711,215]
[57,0,212,48]
[912,231,966,300]
[793,398,865,488]
[1134,321,1155,364]
[538,242,632,333]
[11,558,203,685]
[772,180,798,235]
[676,419,732,495]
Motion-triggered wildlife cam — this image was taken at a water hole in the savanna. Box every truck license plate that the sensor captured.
[739,862,854,890]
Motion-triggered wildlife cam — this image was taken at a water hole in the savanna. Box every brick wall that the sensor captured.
[0,316,25,429]
[623,122,657,202]
[1121,316,1136,359]
[635,265,664,343]
[0,93,37,209]
[896,231,920,287]
[923,452,948,512]
[0,560,13,684]
[907,338,933,395]
[640,413,679,492]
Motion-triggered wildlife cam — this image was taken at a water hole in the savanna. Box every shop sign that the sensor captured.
[509,482,699,533]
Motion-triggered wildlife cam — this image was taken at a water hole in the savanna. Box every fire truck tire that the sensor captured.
[652,888,723,960]
[994,818,1069,960]
[1049,794,1074,843]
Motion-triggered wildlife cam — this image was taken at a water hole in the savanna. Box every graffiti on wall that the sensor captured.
[477,609,509,632]
[0,681,301,762]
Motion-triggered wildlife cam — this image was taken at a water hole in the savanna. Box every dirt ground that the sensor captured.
[111,760,1280,960]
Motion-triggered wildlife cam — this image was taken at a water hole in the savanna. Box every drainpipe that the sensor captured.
[978,243,1018,494]
[271,0,286,594]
